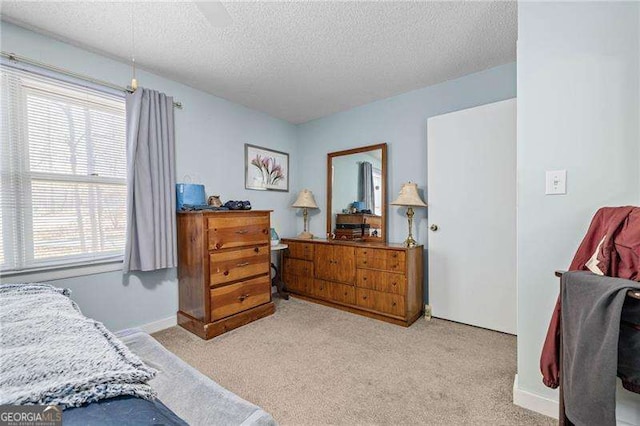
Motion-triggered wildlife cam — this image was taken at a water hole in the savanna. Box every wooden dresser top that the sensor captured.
[282,237,422,251]
[177,210,273,215]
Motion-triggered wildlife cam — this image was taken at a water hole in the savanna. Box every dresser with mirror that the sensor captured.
[282,143,424,326]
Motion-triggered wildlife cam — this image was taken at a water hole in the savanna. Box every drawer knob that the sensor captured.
[392,302,397,306]
[363,277,367,281]
[254,247,260,253]
[392,282,396,286]
[363,296,368,300]
[223,270,229,276]
[238,294,248,302]
[363,261,367,264]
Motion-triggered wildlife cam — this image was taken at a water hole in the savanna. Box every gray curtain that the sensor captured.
[358,161,375,212]
[123,88,177,273]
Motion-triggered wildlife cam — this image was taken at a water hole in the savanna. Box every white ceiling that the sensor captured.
[0,1,517,124]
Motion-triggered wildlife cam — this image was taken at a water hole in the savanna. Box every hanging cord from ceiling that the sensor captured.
[130,1,138,91]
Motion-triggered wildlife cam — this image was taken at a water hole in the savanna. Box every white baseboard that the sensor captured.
[513,374,640,425]
[136,315,177,334]
[512,374,559,419]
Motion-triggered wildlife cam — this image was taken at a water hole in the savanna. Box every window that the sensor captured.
[1,65,127,273]
[373,167,382,216]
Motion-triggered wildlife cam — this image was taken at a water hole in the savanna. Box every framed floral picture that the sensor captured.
[245,144,289,192]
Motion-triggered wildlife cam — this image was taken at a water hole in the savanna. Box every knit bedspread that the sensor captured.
[0,283,157,408]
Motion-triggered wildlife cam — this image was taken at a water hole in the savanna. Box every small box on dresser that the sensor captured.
[282,238,423,326]
[177,210,274,339]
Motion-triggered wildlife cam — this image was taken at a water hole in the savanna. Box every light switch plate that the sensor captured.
[545,170,567,195]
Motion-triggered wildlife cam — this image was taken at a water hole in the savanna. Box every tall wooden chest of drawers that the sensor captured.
[282,238,423,326]
[177,210,274,339]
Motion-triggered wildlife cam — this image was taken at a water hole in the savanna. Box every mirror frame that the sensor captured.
[326,143,388,242]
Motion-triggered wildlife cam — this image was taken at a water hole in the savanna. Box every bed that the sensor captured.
[0,283,276,426]
[115,328,276,426]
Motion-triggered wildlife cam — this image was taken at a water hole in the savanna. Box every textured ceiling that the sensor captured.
[0,1,517,124]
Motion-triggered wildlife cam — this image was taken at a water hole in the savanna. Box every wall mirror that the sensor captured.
[327,143,387,242]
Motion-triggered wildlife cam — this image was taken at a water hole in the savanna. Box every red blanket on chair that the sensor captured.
[540,206,640,389]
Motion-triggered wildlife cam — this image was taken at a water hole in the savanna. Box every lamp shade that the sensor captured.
[391,182,427,207]
[292,189,319,209]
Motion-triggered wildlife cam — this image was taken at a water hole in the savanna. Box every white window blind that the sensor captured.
[1,65,127,273]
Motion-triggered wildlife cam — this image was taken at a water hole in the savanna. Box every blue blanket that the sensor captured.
[64,396,187,426]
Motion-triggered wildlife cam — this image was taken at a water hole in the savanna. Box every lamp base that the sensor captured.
[297,231,314,239]
[403,236,418,247]
[402,206,418,247]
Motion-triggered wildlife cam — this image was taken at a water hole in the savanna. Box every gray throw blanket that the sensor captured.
[0,283,157,408]
[619,296,640,393]
[561,271,640,426]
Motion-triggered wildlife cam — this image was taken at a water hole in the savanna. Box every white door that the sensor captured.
[427,99,516,334]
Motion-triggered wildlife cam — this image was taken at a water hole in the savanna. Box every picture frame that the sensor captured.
[244,144,290,192]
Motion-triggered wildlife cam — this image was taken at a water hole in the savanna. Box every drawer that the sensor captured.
[327,281,356,305]
[283,258,314,277]
[286,242,314,261]
[309,280,356,305]
[210,276,271,321]
[355,288,405,318]
[209,245,270,286]
[208,216,269,250]
[283,274,313,295]
[356,248,405,273]
[356,269,406,294]
[310,279,331,300]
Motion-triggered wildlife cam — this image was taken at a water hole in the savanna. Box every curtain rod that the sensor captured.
[1,51,183,109]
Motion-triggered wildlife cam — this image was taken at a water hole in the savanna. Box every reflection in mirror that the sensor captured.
[327,143,387,242]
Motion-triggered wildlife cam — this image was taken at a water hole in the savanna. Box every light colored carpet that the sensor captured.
[153,298,553,425]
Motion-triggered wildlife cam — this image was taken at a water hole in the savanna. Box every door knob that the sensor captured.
[430,224,439,232]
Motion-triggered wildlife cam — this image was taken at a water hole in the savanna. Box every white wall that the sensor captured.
[0,21,299,331]
[516,2,640,421]
[296,62,517,301]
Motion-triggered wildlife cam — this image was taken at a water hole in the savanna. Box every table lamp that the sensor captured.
[391,182,427,247]
[292,189,319,239]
